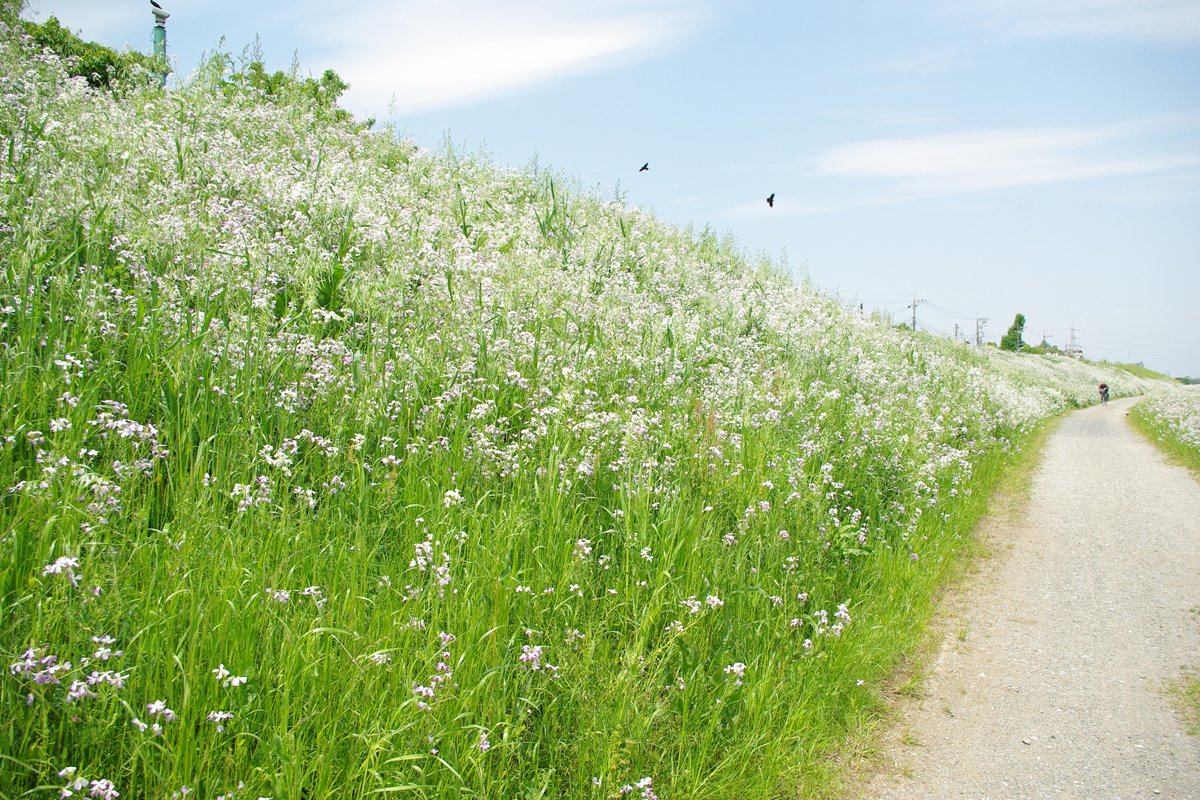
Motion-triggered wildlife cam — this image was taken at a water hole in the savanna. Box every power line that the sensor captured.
[917,298,977,321]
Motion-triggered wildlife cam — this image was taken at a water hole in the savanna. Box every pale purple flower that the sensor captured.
[705,594,724,609]
[265,588,291,603]
[66,680,97,702]
[723,662,747,686]
[146,700,175,721]
[519,645,544,670]
[43,556,81,586]
[88,779,119,800]
[207,710,233,732]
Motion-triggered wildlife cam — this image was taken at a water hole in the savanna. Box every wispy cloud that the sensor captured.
[942,0,1200,44]
[721,116,1200,217]
[303,1,713,116]
[813,116,1200,196]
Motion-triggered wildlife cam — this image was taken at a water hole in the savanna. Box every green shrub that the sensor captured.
[21,15,159,90]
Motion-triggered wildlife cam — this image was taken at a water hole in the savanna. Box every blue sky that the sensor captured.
[24,0,1200,376]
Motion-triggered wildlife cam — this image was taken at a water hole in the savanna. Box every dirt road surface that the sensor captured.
[863,397,1200,799]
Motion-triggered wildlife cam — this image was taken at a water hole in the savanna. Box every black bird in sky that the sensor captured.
[766,193,775,207]
[151,0,163,8]
[639,163,649,172]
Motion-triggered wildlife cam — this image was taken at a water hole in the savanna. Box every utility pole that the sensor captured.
[151,3,170,87]
[954,323,959,341]
[975,317,987,347]
[911,294,917,331]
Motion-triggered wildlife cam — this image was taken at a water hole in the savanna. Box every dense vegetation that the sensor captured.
[0,22,1172,800]
[1130,388,1200,473]
[20,15,159,90]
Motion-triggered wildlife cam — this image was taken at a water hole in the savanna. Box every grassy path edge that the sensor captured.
[1124,398,1200,740]
[822,414,1064,798]
[1127,397,1200,478]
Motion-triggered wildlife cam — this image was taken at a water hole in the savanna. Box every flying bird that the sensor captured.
[639,163,649,172]
[151,0,163,7]
[766,193,775,208]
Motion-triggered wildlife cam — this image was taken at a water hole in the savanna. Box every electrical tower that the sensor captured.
[1066,325,1081,358]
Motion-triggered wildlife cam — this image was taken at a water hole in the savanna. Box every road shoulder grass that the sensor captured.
[1127,398,1200,478]
[1125,402,1200,736]
[829,415,1062,799]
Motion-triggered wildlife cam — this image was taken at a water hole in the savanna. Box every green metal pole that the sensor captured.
[152,6,169,87]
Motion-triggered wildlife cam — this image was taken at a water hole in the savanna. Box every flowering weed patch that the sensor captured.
[1130,387,1200,474]
[0,24,1174,799]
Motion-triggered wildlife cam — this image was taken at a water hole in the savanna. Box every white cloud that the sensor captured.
[813,117,1200,197]
[943,0,1200,44]
[301,1,713,116]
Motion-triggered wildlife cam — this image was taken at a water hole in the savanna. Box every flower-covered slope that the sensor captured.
[0,30,1171,800]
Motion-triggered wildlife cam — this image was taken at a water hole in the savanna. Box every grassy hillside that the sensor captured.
[1129,387,1200,474]
[0,28,1171,800]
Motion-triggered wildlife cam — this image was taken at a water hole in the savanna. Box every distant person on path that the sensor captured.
[1099,383,1109,405]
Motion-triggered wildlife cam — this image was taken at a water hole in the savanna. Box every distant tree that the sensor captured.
[999,314,1026,352]
[1027,338,1063,356]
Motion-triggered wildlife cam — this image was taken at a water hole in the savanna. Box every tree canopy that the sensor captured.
[21,15,160,90]
[1000,313,1026,352]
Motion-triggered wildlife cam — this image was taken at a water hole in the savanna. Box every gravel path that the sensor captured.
[863,397,1200,799]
